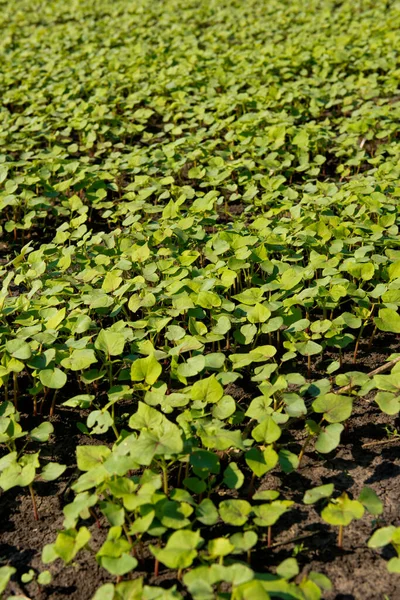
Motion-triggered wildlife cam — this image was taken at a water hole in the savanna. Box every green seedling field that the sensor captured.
[1,0,400,598]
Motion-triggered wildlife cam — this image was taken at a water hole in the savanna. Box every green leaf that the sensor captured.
[166,325,186,341]
[37,570,52,585]
[39,368,67,389]
[245,446,278,477]
[131,243,150,263]
[128,402,163,430]
[223,463,244,489]
[308,572,332,591]
[54,527,91,564]
[233,579,270,599]
[336,312,362,329]
[156,499,193,530]
[30,421,54,442]
[128,413,183,464]
[212,395,236,420]
[0,165,8,184]
[303,484,334,505]
[0,566,16,595]
[190,450,220,476]
[315,423,344,453]
[92,583,115,600]
[278,449,299,474]
[72,465,109,493]
[131,355,162,385]
[246,302,271,324]
[230,531,258,554]
[100,501,125,526]
[177,355,205,378]
[183,476,206,495]
[0,461,36,491]
[102,271,123,293]
[6,339,31,360]
[100,553,137,576]
[41,543,58,564]
[358,487,383,516]
[368,526,396,548]
[150,530,202,570]
[296,340,323,356]
[63,492,98,529]
[387,557,400,573]
[252,416,281,444]
[253,500,293,527]
[191,375,223,404]
[219,499,252,526]
[87,410,114,435]
[293,130,309,148]
[321,493,364,526]
[374,374,400,392]
[95,329,126,357]
[61,348,98,371]
[76,446,111,471]
[196,498,219,526]
[312,394,353,423]
[249,345,277,361]
[21,569,35,584]
[62,394,95,409]
[208,537,235,558]
[375,308,400,334]
[41,462,66,481]
[252,490,280,501]
[233,288,264,305]
[276,558,299,580]
[196,291,221,309]
[280,268,303,290]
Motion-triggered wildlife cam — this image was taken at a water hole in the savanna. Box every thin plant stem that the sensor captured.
[108,363,113,387]
[367,325,377,351]
[50,390,58,417]
[89,508,101,529]
[123,524,133,546]
[29,484,39,521]
[338,524,344,548]
[298,434,312,467]
[247,472,256,499]
[177,462,183,487]
[267,526,272,548]
[353,328,364,364]
[111,404,119,440]
[13,372,18,409]
[354,306,375,363]
[40,387,48,415]
[162,459,168,495]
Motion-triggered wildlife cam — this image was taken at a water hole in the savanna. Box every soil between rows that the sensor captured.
[1,341,400,600]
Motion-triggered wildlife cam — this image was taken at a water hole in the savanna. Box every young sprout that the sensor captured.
[252,490,293,548]
[321,487,383,548]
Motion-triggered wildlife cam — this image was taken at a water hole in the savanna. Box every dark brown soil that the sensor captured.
[1,339,400,600]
